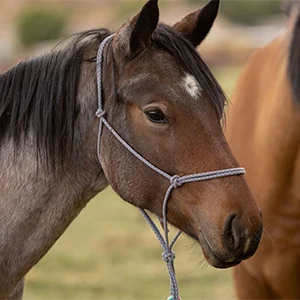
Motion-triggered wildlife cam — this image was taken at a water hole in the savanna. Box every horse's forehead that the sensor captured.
[182,73,202,99]
[126,73,152,87]
[124,71,202,97]
[120,51,204,105]
[129,49,181,74]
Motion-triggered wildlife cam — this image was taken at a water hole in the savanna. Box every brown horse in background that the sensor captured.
[227,2,300,299]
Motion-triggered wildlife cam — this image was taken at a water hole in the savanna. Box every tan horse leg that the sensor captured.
[233,264,276,299]
[6,278,25,300]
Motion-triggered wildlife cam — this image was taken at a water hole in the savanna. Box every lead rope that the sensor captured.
[95,35,246,300]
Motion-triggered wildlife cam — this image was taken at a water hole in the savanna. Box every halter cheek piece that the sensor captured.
[96,35,246,300]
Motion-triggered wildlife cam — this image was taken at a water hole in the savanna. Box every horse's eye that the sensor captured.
[144,108,168,124]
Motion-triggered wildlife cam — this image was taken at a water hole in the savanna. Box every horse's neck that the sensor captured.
[0,60,109,297]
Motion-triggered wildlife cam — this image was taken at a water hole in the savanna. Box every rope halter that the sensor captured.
[96,34,246,300]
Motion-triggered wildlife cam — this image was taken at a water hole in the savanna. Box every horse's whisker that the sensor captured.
[262,228,274,243]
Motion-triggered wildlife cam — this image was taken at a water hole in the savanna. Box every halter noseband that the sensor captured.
[96,35,245,300]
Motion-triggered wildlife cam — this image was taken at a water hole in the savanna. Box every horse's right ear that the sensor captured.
[173,0,220,47]
[115,0,159,56]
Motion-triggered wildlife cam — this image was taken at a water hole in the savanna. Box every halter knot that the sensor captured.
[170,175,182,188]
[96,108,106,119]
[162,251,176,263]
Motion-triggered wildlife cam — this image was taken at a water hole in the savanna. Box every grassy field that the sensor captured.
[24,65,243,300]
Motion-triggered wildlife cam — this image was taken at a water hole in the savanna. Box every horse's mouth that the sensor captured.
[197,231,242,269]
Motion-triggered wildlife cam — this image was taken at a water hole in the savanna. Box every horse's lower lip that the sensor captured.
[197,231,241,269]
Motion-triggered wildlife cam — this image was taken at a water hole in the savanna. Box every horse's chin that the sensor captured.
[195,231,242,269]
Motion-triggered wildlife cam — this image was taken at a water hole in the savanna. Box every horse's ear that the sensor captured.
[173,0,219,47]
[128,0,159,55]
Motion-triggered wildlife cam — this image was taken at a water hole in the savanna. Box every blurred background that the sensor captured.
[0,1,287,299]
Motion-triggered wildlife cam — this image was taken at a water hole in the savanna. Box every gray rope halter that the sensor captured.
[96,35,246,300]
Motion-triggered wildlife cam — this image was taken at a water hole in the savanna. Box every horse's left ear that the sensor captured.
[173,0,220,47]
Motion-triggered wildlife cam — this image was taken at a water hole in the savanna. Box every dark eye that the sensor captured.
[144,108,168,124]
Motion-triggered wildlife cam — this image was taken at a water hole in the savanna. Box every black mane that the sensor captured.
[0,24,225,169]
[0,28,111,168]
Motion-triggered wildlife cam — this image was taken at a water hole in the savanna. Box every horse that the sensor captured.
[226,2,300,299]
[0,0,263,299]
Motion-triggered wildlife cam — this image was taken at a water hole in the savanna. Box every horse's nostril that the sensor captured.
[220,213,262,262]
[223,213,242,251]
[231,215,243,249]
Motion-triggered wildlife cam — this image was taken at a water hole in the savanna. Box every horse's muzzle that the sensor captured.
[197,211,263,268]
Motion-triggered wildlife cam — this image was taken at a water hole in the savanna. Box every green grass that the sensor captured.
[24,65,243,300]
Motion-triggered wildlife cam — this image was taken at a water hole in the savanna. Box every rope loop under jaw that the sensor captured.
[162,251,176,263]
